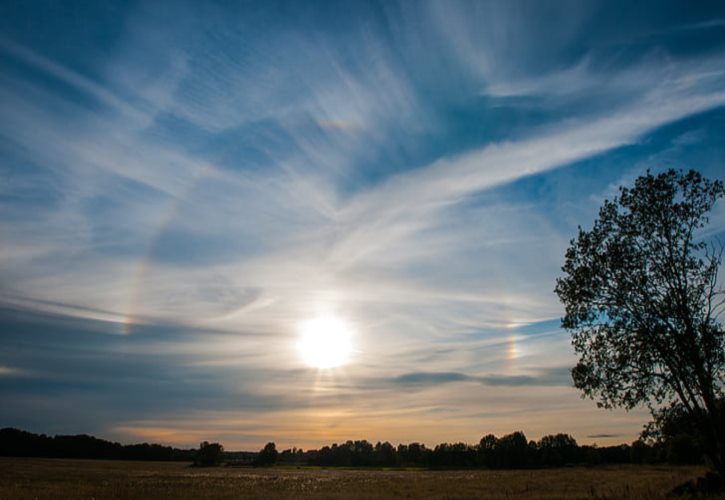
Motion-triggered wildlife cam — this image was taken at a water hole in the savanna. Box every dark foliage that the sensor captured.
[256,442,278,466]
[301,431,671,469]
[555,169,725,475]
[0,427,195,461]
[1,426,709,469]
[534,433,580,467]
[640,398,725,466]
[195,441,224,466]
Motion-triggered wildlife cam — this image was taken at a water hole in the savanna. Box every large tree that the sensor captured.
[554,169,725,474]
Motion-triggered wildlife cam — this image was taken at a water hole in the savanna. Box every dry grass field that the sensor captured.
[0,457,711,499]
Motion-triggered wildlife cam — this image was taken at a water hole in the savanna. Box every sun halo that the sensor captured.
[297,315,354,369]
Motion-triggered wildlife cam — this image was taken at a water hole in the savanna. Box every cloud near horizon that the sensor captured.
[1,0,724,450]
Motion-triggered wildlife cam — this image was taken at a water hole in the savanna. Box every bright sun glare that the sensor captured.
[297,315,354,369]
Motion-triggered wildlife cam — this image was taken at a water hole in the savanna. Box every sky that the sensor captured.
[1,0,725,451]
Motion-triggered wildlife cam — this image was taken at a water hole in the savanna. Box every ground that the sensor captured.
[0,458,711,499]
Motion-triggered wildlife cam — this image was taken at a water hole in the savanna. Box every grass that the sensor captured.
[0,457,711,499]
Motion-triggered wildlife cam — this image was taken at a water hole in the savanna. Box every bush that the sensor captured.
[195,441,224,466]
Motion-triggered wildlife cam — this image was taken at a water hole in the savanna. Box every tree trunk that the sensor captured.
[701,392,725,478]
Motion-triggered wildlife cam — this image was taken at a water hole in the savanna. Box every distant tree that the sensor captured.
[582,445,602,465]
[477,434,498,468]
[555,169,725,475]
[374,441,397,467]
[196,441,224,466]
[536,433,579,467]
[257,442,278,466]
[399,442,427,466]
[629,439,649,464]
[495,431,530,468]
[352,440,374,466]
[0,428,53,457]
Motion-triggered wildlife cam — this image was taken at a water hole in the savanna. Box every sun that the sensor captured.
[297,315,354,369]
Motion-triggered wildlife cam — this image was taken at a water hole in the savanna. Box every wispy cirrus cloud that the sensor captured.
[1,0,724,449]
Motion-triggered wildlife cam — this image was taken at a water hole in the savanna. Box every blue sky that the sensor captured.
[1,1,725,449]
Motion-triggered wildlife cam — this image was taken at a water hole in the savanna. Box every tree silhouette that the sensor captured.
[195,441,224,466]
[640,399,725,465]
[555,169,725,475]
[257,442,278,465]
[477,434,498,468]
[495,431,530,468]
[3,426,691,468]
[536,433,579,467]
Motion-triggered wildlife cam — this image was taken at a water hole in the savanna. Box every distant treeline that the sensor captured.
[0,428,196,461]
[274,431,699,469]
[1,427,704,468]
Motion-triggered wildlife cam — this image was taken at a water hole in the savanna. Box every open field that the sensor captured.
[0,458,711,499]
